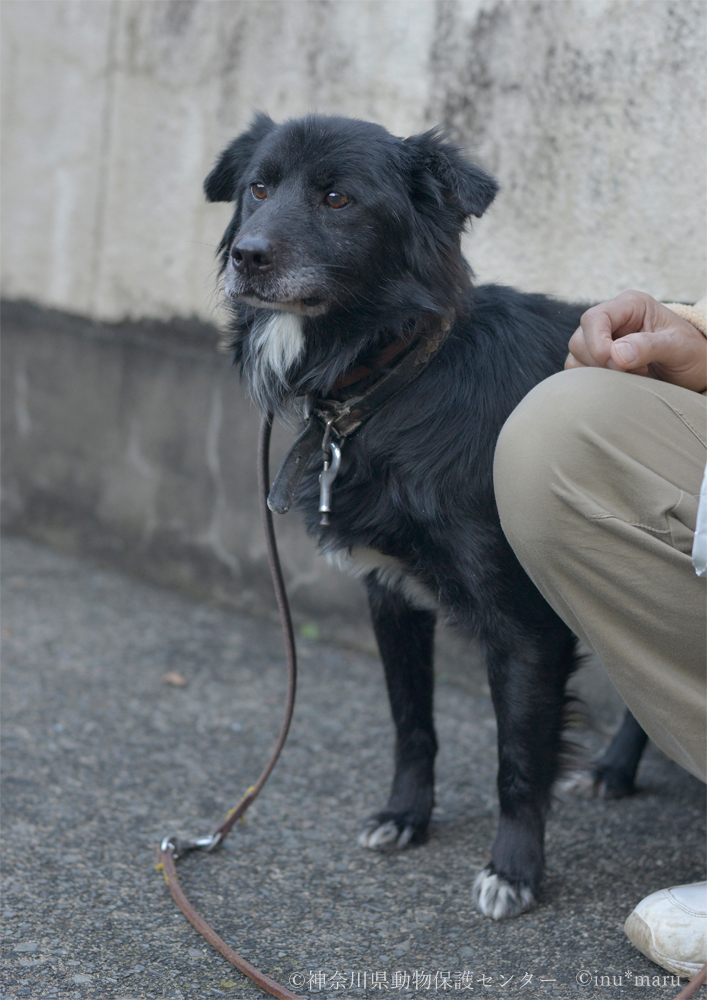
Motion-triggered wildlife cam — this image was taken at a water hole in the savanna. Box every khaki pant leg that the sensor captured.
[493,368,707,781]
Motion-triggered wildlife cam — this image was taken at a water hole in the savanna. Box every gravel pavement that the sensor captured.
[2,537,704,1000]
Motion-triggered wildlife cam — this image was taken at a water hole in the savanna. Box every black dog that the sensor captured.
[205,113,645,918]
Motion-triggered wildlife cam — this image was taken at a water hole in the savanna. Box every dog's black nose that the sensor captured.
[231,236,275,275]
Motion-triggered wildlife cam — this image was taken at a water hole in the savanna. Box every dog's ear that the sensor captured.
[204,113,276,203]
[404,129,498,220]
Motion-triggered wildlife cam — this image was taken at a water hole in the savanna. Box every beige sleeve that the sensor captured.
[663,295,707,336]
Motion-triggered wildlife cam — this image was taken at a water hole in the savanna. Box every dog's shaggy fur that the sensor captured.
[205,113,638,919]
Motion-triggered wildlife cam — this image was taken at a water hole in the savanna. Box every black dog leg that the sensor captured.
[592,708,648,799]
[473,626,578,919]
[359,575,438,849]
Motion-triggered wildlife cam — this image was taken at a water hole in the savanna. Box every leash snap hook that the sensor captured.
[319,418,342,526]
[160,833,221,861]
[197,833,222,852]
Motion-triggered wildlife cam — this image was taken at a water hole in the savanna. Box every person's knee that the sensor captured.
[493,368,621,557]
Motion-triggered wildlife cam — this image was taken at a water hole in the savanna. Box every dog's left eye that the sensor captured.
[325,191,351,209]
[251,183,268,201]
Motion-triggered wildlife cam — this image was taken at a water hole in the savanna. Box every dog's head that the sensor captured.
[205,113,497,408]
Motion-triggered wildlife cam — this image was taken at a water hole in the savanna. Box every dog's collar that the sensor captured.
[267,311,454,516]
[329,335,414,391]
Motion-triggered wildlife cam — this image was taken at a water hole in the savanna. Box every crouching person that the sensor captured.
[494,290,707,981]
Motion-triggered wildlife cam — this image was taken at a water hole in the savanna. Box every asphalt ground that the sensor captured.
[1,536,704,1000]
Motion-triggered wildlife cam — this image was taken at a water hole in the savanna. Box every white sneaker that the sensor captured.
[624,882,707,978]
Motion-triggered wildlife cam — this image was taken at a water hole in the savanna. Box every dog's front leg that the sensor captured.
[358,575,437,850]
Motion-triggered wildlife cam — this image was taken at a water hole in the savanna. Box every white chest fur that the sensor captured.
[329,547,438,612]
[252,312,305,384]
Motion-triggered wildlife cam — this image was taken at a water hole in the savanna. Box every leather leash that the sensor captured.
[674,962,707,999]
[156,412,303,1000]
[154,317,453,994]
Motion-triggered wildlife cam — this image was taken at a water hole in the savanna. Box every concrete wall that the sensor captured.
[2,0,705,321]
[1,300,351,620]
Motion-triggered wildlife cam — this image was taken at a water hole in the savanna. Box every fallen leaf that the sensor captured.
[162,672,187,687]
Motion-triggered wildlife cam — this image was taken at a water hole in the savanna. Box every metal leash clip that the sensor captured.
[318,416,342,526]
[160,833,221,862]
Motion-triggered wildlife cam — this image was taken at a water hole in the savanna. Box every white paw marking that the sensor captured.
[358,820,414,850]
[472,867,536,920]
[554,769,595,800]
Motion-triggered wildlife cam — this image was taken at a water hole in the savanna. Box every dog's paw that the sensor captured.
[555,765,638,801]
[472,867,536,920]
[358,813,422,850]
[554,768,596,799]
[592,764,637,800]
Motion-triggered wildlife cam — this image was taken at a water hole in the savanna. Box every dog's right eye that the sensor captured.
[325,191,351,209]
[251,183,268,201]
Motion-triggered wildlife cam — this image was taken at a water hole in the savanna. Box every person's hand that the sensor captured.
[565,290,707,392]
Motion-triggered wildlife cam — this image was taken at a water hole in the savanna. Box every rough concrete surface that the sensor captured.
[2,537,704,1000]
[2,1,705,324]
